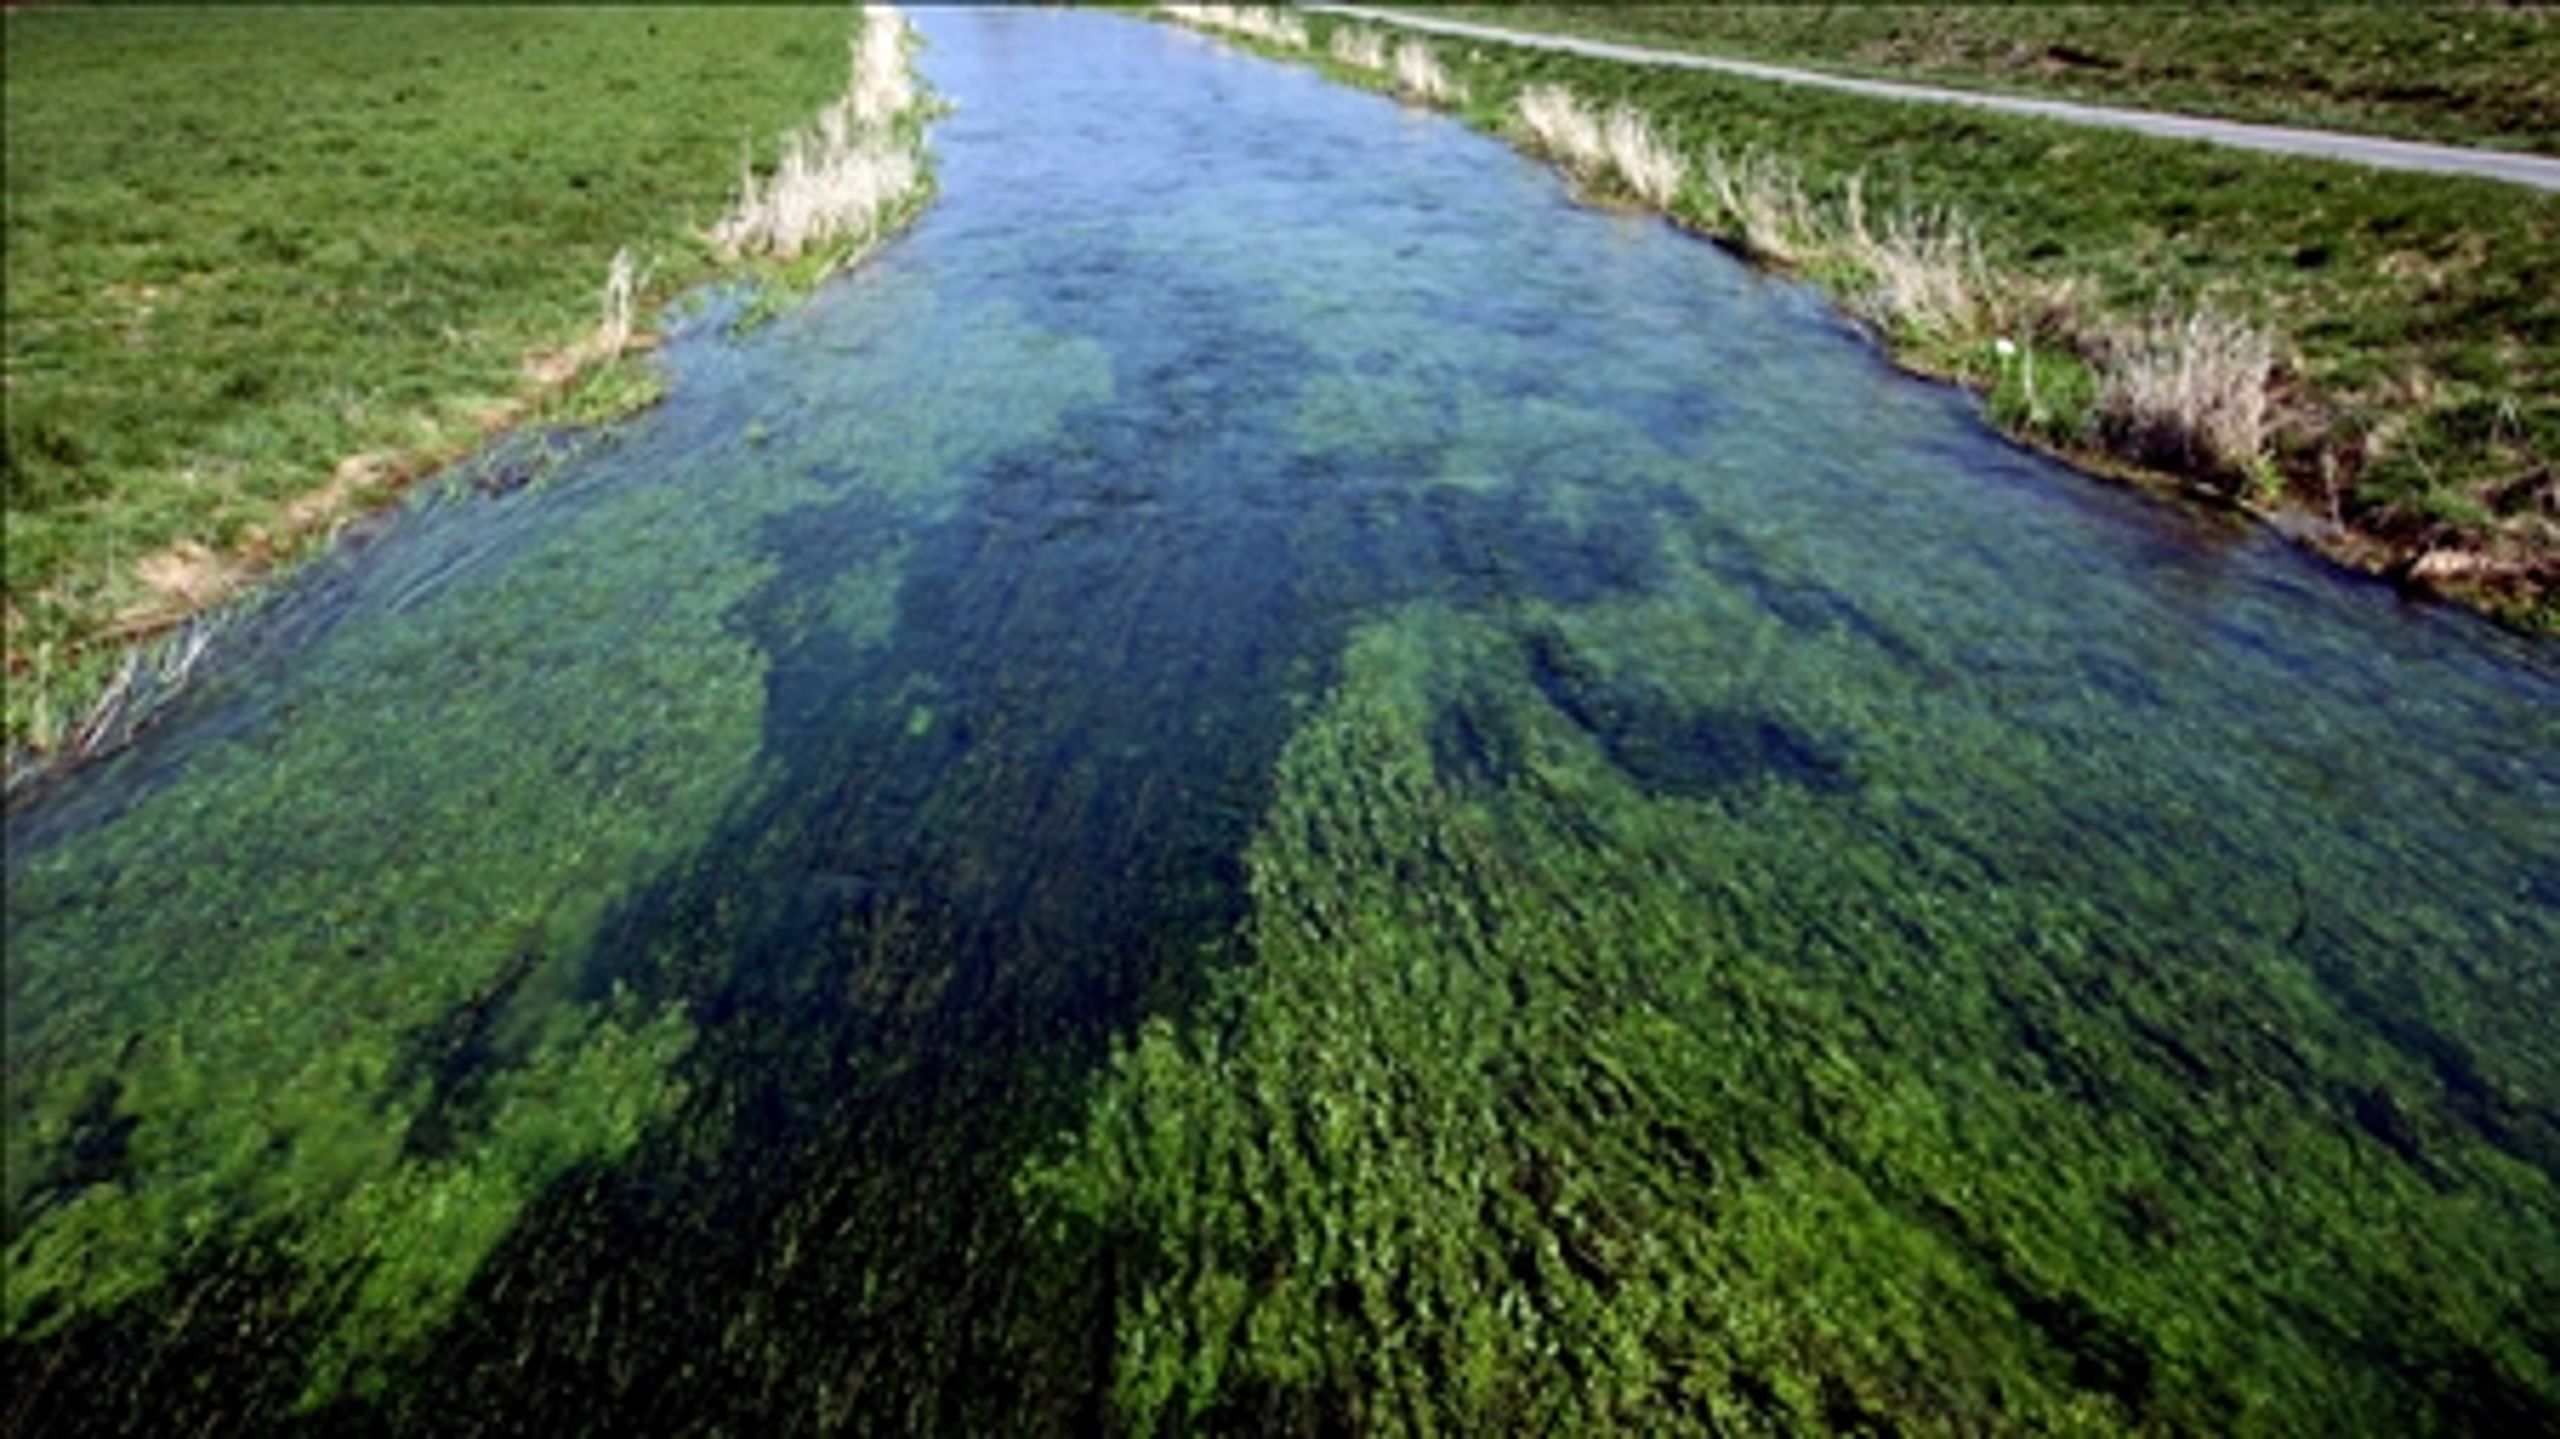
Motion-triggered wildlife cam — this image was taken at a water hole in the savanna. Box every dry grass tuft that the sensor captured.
[1165,6,1308,50]
[1696,145,1821,265]
[600,247,644,355]
[1391,38,1461,106]
[851,2,915,125]
[710,5,925,263]
[1839,179,1985,338]
[1519,87,1683,206]
[1516,83,1605,177]
[1601,104,1684,207]
[1329,24,1388,72]
[2097,307,2277,481]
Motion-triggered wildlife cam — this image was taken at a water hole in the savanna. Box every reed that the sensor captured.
[1514,83,1605,177]
[1839,180,1985,340]
[851,2,916,126]
[600,247,644,356]
[2097,306,2277,482]
[1328,24,1388,73]
[1165,5,1308,51]
[709,5,927,264]
[1695,144,1820,265]
[1263,9,1310,50]
[1600,104,1684,208]
[1391,38,1460,106]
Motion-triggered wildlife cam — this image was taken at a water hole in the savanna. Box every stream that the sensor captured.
[7,12,2557,1433]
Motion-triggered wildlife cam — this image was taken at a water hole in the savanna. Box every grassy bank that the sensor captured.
[2,5,930,766]
[1422,4,2560,156]
[1176,6,2560,633]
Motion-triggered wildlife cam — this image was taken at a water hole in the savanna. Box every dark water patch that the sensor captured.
[1686,518,1931,671]
[1524,627,1855,798]
[354,242,1402,1426]
[1889,1186,2162,1414]
[1413,479,1671,609]
[1,1239,335,1438]
[2328,978,2560,1188]
[391,947,543,1163]
[1429,688,1525,796]
[11,1074,139,1223]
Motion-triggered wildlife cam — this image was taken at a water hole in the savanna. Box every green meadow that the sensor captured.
[2,6,858,753]
[1428,4,2560,154]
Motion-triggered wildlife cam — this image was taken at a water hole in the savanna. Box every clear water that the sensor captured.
[7,13,2557,1433]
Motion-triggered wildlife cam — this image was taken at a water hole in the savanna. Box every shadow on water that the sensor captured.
[335,222,1700,1429]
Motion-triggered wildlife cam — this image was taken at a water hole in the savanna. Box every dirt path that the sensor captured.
[1314,4,2560,191]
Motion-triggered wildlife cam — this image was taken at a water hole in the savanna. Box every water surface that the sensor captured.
[7,13,2558,1433]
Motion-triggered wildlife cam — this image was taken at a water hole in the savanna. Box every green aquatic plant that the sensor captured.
[2,493,777,1395]
[1026,581,2560,1433]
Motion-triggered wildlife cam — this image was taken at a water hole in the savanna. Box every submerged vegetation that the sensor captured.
[1164,5,2560,631]
[2,4,936,776]
[1028,581,2560,1433]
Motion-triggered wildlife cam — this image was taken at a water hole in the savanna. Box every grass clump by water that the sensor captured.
[1389,38,1463,109]
[1512,83,1682,210]
[1250,9,2560,631]
[710,6,933,271]
[1328,23,1390,75]
[1163,5,1310,53]
[2,4,937,773]
[2096,305,2279,487]
[1425,4,2560,155]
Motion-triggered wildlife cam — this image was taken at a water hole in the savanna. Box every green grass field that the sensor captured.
[1291,9,2560,630]
[2,6,862,752]
[1426,4,2560,155]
